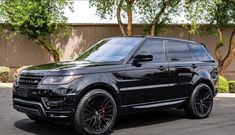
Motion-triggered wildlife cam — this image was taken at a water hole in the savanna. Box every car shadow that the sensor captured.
[113,108,186,130]
[14,119,77,135]
[14,109,186,135]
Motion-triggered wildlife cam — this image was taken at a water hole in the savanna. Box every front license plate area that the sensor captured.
[19,88,28,98]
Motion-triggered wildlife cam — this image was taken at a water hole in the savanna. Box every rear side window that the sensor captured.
[190,43,213,61]
[167,41,194,61]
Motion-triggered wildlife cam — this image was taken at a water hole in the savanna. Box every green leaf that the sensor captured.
[0,0,73,62]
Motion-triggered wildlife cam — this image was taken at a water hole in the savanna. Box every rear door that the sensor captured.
[189,43,218,89]
[166,40,198,98]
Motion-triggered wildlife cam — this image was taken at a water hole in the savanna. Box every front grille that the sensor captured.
[14,94,41,102]
[18,74,44,86]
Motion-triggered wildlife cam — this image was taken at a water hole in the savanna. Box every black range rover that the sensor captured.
[13,36,218,135]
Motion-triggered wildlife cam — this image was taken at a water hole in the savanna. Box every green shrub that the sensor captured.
[13,66,30,80]
[229,81,235,93]
[218,75,229,93]
[0,66,10,82]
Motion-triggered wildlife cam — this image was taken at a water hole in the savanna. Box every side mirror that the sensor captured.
[133,53,153,62]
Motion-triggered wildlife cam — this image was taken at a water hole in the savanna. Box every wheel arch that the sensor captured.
[193,79,215,96]
[76,82,119,106]
[194,70,216,96]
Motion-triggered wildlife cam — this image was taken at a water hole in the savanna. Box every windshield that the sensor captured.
[76,38,142,62]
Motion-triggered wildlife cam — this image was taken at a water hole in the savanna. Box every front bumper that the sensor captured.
[13,98,74,120]
[14,98,46,117]
[12,79,87,122]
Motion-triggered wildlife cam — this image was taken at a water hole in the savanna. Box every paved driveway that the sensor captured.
[1,88,235,135]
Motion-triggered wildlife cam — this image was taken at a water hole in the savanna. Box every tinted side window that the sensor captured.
[137,39,165,62]
[190,43,213,61]
[167,41,194,61]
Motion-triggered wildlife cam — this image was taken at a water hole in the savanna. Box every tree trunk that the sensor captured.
[51,51,60,62]
[215,27,223,63]
[219,28,235,76]
[151,0,171,36]
[117,0,127,36]
[34,39,60,62]
[126,0,134,36]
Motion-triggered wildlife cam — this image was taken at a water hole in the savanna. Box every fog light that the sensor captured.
[41,97,65,108]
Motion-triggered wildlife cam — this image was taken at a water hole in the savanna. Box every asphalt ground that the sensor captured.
[0,88,235,135]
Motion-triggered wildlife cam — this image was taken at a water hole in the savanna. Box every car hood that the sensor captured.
[22,61,119,76]
[27,61,98,70]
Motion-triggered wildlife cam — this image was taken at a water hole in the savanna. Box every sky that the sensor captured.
[64,0,188,24]
[64,0,118,24]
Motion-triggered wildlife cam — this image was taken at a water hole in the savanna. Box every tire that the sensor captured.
[184,83,214,119]
[74,89,117,135]
[27,115,47,123]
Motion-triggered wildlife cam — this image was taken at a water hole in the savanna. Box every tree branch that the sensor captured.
[219,28,235,75]
[215,26,223,64]
[117,0,126,36]
[151,0,171,36]
[34,39,60,62]
[125,0,135,36]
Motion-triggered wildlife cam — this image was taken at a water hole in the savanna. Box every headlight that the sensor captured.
[41,76,81,85]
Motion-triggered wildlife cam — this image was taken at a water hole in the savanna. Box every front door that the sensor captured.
[125,39,170,105]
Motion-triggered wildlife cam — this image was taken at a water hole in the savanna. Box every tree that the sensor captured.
[89,0,137,36]
[0,0,73,62]
[185,0,235,76]
[137,0,181,36]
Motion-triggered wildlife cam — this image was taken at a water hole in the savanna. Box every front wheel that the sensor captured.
[74,89,117,135]
[184,84,214,119]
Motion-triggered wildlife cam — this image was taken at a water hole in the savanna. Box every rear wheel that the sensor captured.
[74,89,117,135]
[184,84,213,118]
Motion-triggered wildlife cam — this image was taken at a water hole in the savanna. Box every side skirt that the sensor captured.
[118,98,187,115]
[133,99,186,109]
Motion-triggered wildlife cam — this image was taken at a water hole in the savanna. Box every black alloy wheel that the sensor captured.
[194,87,213,116]
[84,95,115,132]
[74,89,117,135]
[185,84,214,119]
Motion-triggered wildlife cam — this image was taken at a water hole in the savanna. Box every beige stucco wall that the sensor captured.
[0,24,234,78]
[0,37,5,66]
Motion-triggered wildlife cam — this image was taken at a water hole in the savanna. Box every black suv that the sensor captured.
[13,37,218,135]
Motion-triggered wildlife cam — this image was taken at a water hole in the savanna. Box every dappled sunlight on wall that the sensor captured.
[1,35,51,67]
[61,32,89,61]
[59,26,97,61]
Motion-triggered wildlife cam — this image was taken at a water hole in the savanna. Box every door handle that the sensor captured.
[159,66,166,71]
[192,64,198,68]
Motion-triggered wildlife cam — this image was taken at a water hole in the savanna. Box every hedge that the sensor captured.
[229,81,235,93]
[218,75,229,93]
[0,66,10,82]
